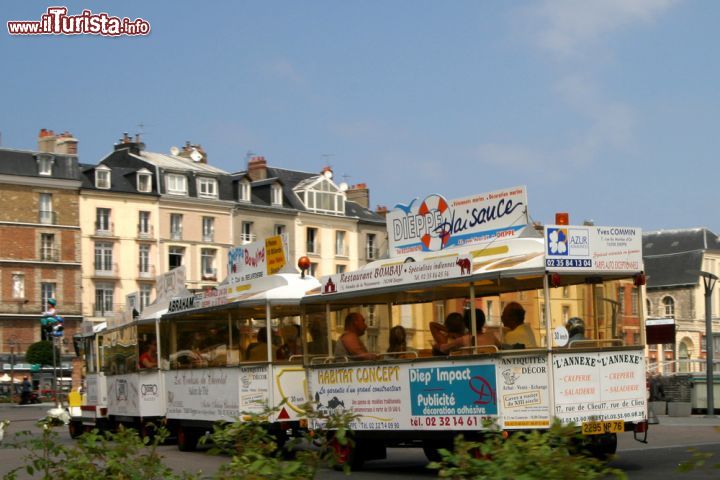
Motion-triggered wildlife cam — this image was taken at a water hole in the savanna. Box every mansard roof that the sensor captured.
[643,228,720,289]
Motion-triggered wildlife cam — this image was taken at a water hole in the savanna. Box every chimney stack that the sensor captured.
[247,155,268,181]
[113,132,144,155]
[178,141,208,164]
[375,205,388,218]
[346,183,370,209]
[38,129,78,154]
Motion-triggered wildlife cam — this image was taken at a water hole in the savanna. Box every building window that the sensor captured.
[170,213,183,240]
[37,154,53,176]
[137,169,152,193]
[138,211,151,235]
[335,231,347,257]
[631,289,639,315]
[336,264,346,274]
[367,334,378,352]
[487,300,494,324]
[271,183,283,206]
[202,216,215,242]
[562,286,569,298]
[94,283,114,315]
[241,222,254,244]
[140,284,152,310]
[309,262,319,277]
[166,173,187,195]
[198,177,218,198]
[40,233,56,261]
[39,193,53,224]
[94,242,113,272]
[367,305,377,327]
[307,227,319,254]
[12,274,24,299]
[562,306,570,323]
[201,249,217,280]
[274,224,286,237]
[238,179,251,202]
[366,233,377,260]
[96,208,111,233]
[293,177,345,215]
[139,245,151,276]
[169,246,184,269]
[662,296,675,318]
[95,166,111,189]
[41,283,56,307]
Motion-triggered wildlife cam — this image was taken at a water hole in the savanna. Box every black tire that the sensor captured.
[423,439,454,463]
[68,420,84,439]
[177,426,201,452]
[586,433,617,460]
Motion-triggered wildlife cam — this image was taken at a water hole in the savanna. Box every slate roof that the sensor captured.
[232,167,385,224]
[79,163,159,196]
[643,228,720,288]
[0,148,79,181]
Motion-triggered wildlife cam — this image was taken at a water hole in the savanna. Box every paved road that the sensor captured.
[1,405,719,479]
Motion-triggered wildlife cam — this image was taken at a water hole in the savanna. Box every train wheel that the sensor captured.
[177,426,200,452]
[68,420,84,439]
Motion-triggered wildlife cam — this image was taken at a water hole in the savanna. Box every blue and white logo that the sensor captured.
[547,228,568,256]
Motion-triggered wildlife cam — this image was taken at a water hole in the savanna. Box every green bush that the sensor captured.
[1,413,199,480]
[202,402,358,479]
[428,420,626,480]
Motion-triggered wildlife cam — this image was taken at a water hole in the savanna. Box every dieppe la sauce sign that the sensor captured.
[386,186,529,257]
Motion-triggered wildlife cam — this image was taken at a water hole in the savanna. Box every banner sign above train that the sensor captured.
[386,186,529,257]
[320,255,473,295]
[227,234,289,284]
[544,225,643,273]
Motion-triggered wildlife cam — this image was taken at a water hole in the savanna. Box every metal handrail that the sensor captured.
[568,339,623,348]
[449,345,500,356]
[379,350,419,359]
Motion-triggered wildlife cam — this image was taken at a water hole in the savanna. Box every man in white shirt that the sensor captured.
[501,302,537,348]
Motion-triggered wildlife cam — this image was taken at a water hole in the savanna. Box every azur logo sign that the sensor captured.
[568,229,590,256]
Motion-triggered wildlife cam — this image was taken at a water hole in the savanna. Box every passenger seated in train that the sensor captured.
[276,324,302,360]
[246,328,276,361]
[430,312,470,355]
[501,302,537,348]
[566,317,586,345]
[306,316,328,355]
[334,312,378,360]
[464,309,501,349]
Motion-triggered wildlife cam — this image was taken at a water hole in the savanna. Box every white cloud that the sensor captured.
[524,0,680,58]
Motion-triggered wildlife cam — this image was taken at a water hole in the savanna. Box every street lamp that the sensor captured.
[700,271,717,418]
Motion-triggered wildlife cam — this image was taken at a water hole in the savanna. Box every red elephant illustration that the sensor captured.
[456,257,471,274]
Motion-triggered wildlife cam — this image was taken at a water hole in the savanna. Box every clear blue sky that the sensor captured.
[2,1,718,233]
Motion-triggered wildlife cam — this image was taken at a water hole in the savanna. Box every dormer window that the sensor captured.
[271,183,283,206]
[136,168,152,193]
[293,176,345,215]
[37,154,54,176]
[238,179,250,202]
[95,165,111,189]
[166,173,187,195]
[198,177,218,198]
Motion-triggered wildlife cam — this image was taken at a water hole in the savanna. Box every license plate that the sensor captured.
[581,420,624,435]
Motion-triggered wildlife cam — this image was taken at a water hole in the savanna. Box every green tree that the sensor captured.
[25,341,59,367]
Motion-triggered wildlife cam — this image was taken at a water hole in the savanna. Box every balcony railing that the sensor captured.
[335,244,349,257]
[170,229,183,240]
[138,264,156,278]
[0,301,82,315]
[39,247,59,262]
[92,303,121,318]
[240,233,256,245]
[94,221,114,236]
[202,232,215,243]
[137,224,154,238]
[94,262,118,276]
[366,245,379,260]
[39,210,57,225]
[202,268,218,281]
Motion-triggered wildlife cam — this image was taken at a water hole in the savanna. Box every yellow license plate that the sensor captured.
[581,420,624,435]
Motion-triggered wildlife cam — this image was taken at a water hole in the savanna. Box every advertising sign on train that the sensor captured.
[552,351,646,424]
[320,255,473,295]
[497,355,550,429]
[166,368,240,422]
[227,234,288,284]
[386,186,529,256]
[544,225,642,273]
